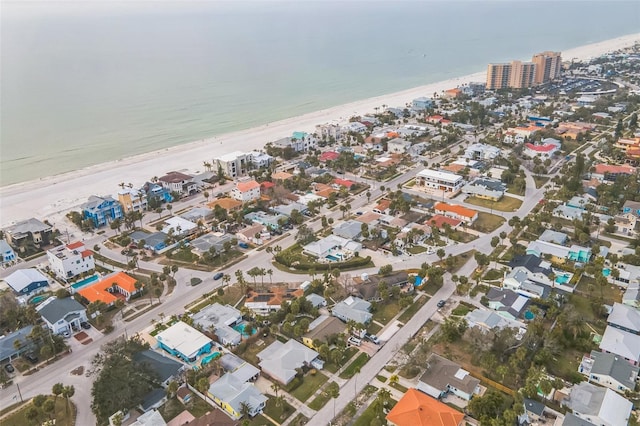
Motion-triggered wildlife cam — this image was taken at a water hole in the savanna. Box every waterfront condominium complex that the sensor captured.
[486,51,562,90]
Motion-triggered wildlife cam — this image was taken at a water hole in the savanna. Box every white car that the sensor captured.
[347,336,361,347]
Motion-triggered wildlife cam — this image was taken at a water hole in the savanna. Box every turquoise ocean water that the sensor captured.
[1,1,639,185]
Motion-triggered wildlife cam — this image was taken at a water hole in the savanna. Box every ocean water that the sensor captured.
[1,1,639,186]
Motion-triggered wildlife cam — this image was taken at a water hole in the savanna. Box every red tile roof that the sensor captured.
[236,180,260,192]
[427,215,462,228]
[386,389,464,426]
[261,181,276,189]
[81,250,93,258]
[525,143,557,153]
[66,241,84,250]
[594,164,636,175]
[319,151,340,162]
[334,178,354,188]
[78,272,141,305]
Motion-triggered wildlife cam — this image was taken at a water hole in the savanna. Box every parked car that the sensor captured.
[213,272,224,280]
[238,242,249,249]
[347,336,361,347]
[4,364,15,373]
[62,330,72,338]
[24,352,38,364]
[81,322,91,330]
[437,300,446,308]
[366,334,380,345]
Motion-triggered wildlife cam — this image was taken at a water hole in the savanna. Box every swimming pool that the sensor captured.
[603,268,611,277]
[326,254,341,262]
[70,274,99,291]
[200,352,221,366]
[233,322,256,338]
[524,310,535,320]
[29,294,49,304]
[555,273,571,285]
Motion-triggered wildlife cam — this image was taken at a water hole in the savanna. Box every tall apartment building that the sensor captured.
[531,51,562,85]
[215,151,251,178]
[487,51,562,90]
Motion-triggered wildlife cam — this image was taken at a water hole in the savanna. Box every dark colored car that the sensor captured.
[437,300,446,308]
[4,364,15,373]
[213,272,224,280]
[24,352,38,364]
[81,322,91,330]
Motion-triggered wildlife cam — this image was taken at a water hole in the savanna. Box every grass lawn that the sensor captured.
[575,275,622,305]
[352,399,396,426]
[339,353,370,379]
[247,414,275,426]
[324,347,358,373]
[471,212,506,233]
[533,176,549,188]
[159,398,186,422]
[506,182,526,196]
[234,335,277,368]
[483,268,503,281]
[186,395,213,418]
[389,381,409,393]
[406,245,428,254]
[2,397,75,426]
[262,397,295,423]
[308,384,334,410]
[451,304,471,316]
[367,322,382,335]
[372,301,401,324]
[397,295,429,323]
[450,230,478,243]
[465,195,523,212]
[376,375,387,383]
[290,371,329,402]
[288,413,309,426]
[187,285,244,313]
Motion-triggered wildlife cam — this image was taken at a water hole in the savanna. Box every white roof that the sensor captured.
[417,168,463,184]
[608,303,640,332]
[599,325,640,362]
[156,321,212,359]
[217,151,247,162]
[162,216,197,234]
[4,269,49,292]
[257,340,319,384]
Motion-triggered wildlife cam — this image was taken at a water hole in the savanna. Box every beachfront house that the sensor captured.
[117,187,148,213]
[0,239,17,265]
[36,296,88,335]
[4,218,53,249]
[47,241,95,281]
[412,97,434,110]
[215,151,251,178]
[82,195,124,227]
[4,268,49,296]
[158,171,197,196]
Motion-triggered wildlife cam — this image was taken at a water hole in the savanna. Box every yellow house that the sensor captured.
[207,372,267,420]
[302,316,347,350]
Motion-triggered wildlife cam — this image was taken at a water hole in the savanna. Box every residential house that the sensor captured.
[257,340,323,384]
[139,389,167,413]
[236,223,269,245]
[427,215,463,230]
[0,239,17,265]
[231,180,261,203]
[373,199,392,215]
[190,233,233,257]
[208,197,243,214]
[332,296,372,324]
[77,271,143,305]
[244,211,287,230]
[248,151,274,169]
[271,202,308,218]
[0,325,35,363]
[417,353,481,401]
[562,413,597,426]
[333,220,366,240]
[133,350,185,388]
[623,286,640,309]
[117,188,148,213]
[607,302,640,334]
[273,132,317,152]
[567,195,590,210]
[415,169,464,196]
[465,309,527,336]
[342,122,367,133]
[591,164,636,183]
[316,123,343,141]
[219,353,260,382]
[464,143,501,161]
[208,373,267,419]
[4,218,53,248]
[562,382,632,426]
[524,139,561,158]
[386,389,464,426]
[526,240,591,263]
[47,241,94,281]
[387,138,412,154]
[82,195,123,227]
[434,202,478,224]
[155,321,214,363]
[553,204,587,221]
[539,229,568,245]
[36,296,88,335]
[486,288,530,320]
[302,316,347,349]
[181,207,214,223]
[503,268,548,299]
[519,398,547,425]
[191,303,243,346]
[158,171,197,196]
[129,230,169,253]
[462,178,505,201]
[412,97,434,110]
[244,286,304,315]
[162,216,198,237]
[130,410,167,426]
[303,235,361,261]
[599,326,640,365]
[578,350,639,394]
[4,269,49,296]
[306,293,326,308]
[622,200,640,221]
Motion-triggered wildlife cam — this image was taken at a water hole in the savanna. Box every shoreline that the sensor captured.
[1,32,639,227]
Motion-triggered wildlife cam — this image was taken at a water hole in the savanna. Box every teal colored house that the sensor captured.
[155,321,213,363]
[82,195,123,227]
[527,240,591,263]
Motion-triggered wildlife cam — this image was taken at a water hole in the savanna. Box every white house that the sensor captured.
[158,171,197,196]
[578,350,639,394]
[231,180,261,203]
[302,235,362,260]
[215,151,251,178]
[257,340,323,385]
[386,138,412,154]
[563,382,632,426]
[47,241,95,281]
[191,303,243,346]
[464,143,501,161]
[36,297,88,335]
[162,216,198,237]
[415,169,464,195]
[248,151,274,169]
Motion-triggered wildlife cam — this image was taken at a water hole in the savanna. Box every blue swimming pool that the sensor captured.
[524,310,535,320]
[326,254,341,262]
[201,352,221,366]
[70,274,99,291]
[603,268,611,277]
[555,273,571,285]
[29,295,49,304]
[233,322,256,338]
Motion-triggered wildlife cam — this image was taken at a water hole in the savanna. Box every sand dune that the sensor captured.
[1,33,639,228]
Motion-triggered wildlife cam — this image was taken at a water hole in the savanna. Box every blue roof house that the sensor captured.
[412,97,434,110]
[0,239,16,265]
[81,196,123,228]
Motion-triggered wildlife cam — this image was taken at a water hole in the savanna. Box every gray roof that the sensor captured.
[564,382,632,425]
[191,303,241,330]
[419,353,480,395]
[332,296,372,324]
[81,195,117,211]
[208,373,267,415]
[5,218,51,236]
[487,288,529,318]
[608,302,640,332]
[140,388,166,412]
[539,229,568,245]
[257,340,319,384]
[272,202,308,217]
[4,269,49,292]
[588,350,639,390]
[333,220,364,240]
[130,230,168,249]
[523,398,545,416]
[180,207,213,222]
[0,325,35,361]
[304,316,346,342]
[190,233,233,254]
[465,309,525,331]
[599,326,640,362]
[36,297,86,324]
[231,363,260,383]
[220,353,246,372]
[306,293,326,308]
[133,350,184,382]
[0,239,15,255]
[562,413,596,426]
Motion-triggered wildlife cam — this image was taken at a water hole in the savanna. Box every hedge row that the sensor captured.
[275,252,371,271]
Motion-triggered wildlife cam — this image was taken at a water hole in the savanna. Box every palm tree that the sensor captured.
[377,388,392,413]
[267,269,273,285]
[197,377,210,403]
[62,385,75,413]
[52,383,64,402]
[239,401,253,419]
[270,382,280,398]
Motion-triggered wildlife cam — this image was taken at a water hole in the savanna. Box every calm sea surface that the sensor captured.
[1,1,639,185]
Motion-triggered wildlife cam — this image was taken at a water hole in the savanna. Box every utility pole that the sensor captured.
[16,383,23,402]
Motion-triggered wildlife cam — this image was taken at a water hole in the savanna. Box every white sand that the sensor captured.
[2,33,639,228]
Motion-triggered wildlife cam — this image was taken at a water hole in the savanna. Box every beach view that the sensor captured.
[2,1,640,426]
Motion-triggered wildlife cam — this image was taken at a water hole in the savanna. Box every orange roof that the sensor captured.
[261,181,276,189]
[236,180,260,192]
[375,199,391,211]
[208,197,242,211]
[434,202,477,219]
[594,164,636,175]
[78,272,141,304]
[427,215,462,228]
[386,389,464,426]
[387,131,399,138]
[81,249,93,258]
[66,241,84,250]
[272,171,294,181]
[334,178,354,188]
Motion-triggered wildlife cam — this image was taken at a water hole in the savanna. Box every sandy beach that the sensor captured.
[1,33,639,228]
